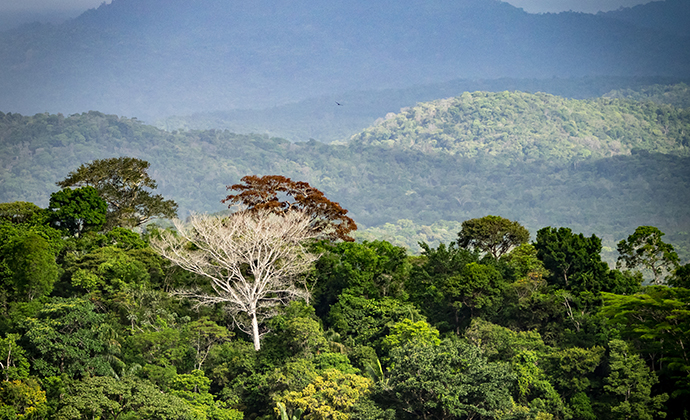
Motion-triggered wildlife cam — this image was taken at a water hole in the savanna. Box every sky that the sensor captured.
[0,0,656,30]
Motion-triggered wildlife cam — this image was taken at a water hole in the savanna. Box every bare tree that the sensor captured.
[151,210,319,350]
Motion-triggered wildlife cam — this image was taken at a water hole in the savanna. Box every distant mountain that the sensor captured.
[1,0,689,120]
[157,76,687,143]
[600,0,690,37]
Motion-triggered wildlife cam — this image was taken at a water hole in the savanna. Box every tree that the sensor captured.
[20,298,120,378]
[405,242,479,335]
[187,317,233,371]
[0,334,29,382]
[55,376,193,420]
[546,346,605,398]
[444,262,506,320]
[152,210,319,351]
[603,340,668,420]
[382,319,441,351]
[0,202,45,225]
[617,226,680,285]
[0,378,47,419]
[670,263,690,288]
[385,338,514,420]
[311,240,409,319]
[457,215,530,259]
[47,186,107,236]
[534,227,609,292]
[56,157,178,228]
[65,245,152,300]
[601,287,690,397]
[168,370,243,420]
[327,294,424,353]
[222,175,357,242]
[276,369,372,420]
[3,233,59,301]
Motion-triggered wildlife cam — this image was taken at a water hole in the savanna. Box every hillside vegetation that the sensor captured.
[2,88,690,259]
[157,76,687,143]
[350,91,690,161]
[604,82,690,109]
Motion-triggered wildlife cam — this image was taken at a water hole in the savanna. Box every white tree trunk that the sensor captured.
[251,311,261,351]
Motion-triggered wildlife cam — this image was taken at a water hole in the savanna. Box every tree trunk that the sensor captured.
[251,311,261,351]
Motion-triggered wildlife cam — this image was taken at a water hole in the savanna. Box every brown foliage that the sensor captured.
[222,175,357,242]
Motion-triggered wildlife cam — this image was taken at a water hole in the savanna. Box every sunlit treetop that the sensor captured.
[222,175,357,242]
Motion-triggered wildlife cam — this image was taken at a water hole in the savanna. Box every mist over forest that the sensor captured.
[1,1,690,419]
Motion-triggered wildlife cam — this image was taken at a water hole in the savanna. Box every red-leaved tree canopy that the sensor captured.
[222,175,357,242]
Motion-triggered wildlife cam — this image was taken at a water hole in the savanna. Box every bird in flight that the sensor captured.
[335,101,343,106]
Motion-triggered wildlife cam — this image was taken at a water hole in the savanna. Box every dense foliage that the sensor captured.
[350,91,690,160]
[605,82,690,109]
[1,179,688,419]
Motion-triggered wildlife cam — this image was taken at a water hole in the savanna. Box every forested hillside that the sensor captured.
[157,76,687,143]
[604,82,690,109]
[350,91,690,160]
[2,88,690,260]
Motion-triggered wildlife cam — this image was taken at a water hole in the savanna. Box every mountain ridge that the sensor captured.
[157,76,689,143]
[1,0,689,120]
[600,0,690,37]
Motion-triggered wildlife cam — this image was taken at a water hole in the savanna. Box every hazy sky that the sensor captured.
[1,0,109,12]
[0,0,656,30]
[0,0,655,13]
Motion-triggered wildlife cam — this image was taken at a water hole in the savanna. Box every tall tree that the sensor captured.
[603,340,668,420]
[47,186,107,236]
[601,287,690,397]
[3,233,59,302]
[443,262,506,320]
[406,242,478,335]
[534,227,609,292]
[385,338,515,420]
[152,210,319,350]
[457,215,530,259]
[223,175,357,242]
[617,226,680,285]
[56,157,177,228]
